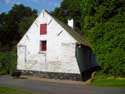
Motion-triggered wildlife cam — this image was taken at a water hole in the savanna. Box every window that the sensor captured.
[40,24,47,35]
[40,41,47,51]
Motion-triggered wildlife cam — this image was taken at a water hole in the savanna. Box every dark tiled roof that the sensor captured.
[52,16,90,47]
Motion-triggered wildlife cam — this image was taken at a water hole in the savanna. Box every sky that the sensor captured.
[0,0,63,14]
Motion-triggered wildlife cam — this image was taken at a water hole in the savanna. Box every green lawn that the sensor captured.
[91,78,125,86]
[0,87,41,94]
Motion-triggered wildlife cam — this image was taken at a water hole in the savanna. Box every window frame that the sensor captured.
[40,24,47,35]
[40,40,47,52]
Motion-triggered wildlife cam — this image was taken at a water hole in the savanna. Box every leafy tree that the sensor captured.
[51,0,82,30]
[81,0,125,76]
[0,4,37,75]
[0,4,37,50]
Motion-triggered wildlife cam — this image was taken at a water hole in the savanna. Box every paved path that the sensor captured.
[0,76,125,94]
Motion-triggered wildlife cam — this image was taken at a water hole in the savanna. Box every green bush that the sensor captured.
[0,51,17,75]
[81,0,125,77]
[87,15,125,77]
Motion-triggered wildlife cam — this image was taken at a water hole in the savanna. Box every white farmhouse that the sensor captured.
[17,9,99,81]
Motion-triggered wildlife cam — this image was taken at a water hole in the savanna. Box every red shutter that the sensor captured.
[40,24,47,35]
[40,41,47,51]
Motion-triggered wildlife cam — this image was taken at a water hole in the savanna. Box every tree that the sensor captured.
[81,0,125,76]
[0,4,37,50]
[51,0,82,31]
[0,4,37,75]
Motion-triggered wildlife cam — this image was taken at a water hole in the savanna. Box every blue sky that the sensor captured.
[0,0,63,14]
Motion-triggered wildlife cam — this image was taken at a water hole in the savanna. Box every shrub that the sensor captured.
[0,51,17,75]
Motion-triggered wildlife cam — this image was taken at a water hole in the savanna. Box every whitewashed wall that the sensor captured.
[17,9,80,74]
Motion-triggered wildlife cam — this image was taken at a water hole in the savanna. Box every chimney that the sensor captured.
[68,19,74,29]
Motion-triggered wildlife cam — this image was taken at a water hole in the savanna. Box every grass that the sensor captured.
[92,79,125,86]
[91,74,125,86]
[0,87,41,94]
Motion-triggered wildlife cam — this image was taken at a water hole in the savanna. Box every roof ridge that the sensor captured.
[51,16,90,47]
[41,10,90,47]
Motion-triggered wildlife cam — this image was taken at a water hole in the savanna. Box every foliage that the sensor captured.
[0,4,37,75]
[51,0,82,31]
[0,0,124,78]
[81,0,125,76]
[0,87,41,94]
[0,51,17,75]
[0,4,37,51]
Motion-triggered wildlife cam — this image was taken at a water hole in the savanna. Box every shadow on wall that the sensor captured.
[75,44,101,81]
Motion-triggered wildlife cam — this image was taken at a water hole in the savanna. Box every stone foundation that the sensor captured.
[19,70,82,81]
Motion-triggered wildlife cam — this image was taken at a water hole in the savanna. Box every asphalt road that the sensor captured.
[0,75,125,94]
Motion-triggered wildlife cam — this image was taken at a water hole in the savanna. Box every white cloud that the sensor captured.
[4,0,11,4]
[15,2,21,5]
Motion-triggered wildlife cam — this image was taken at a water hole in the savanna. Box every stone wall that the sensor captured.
[21,70,82,81]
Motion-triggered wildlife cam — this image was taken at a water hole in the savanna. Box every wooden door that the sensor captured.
[18,46,26,63]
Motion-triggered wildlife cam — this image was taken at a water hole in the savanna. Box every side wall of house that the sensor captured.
[17,10,80,74]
